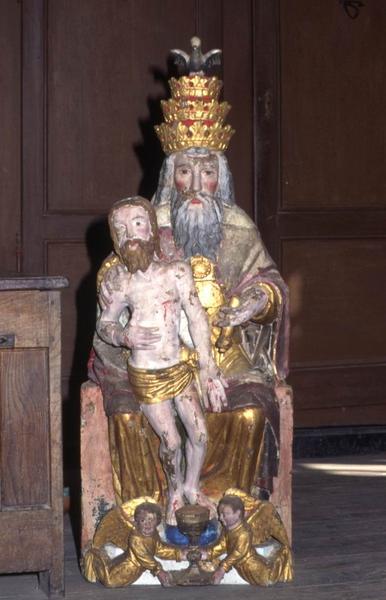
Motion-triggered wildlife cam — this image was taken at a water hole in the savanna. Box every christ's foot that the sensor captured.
[183,488,217,520]
[166,492,185,525]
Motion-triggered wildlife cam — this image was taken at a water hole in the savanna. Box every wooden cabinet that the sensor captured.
[0,276,67,596]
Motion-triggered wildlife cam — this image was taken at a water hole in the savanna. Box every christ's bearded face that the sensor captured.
[111,204,156,274]
[171,151,223,261]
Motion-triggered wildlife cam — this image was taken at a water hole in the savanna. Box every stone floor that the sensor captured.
[1,453,386,600]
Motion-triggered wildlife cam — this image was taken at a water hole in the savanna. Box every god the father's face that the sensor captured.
[170,150,223,261]
[173,151,219,200]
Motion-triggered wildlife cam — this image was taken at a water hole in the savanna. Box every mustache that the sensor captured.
[172,191,223,220]
[121,238,150,252]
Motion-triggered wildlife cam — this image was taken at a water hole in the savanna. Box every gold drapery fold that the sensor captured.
[109,406,265,507]
[126,359,195,405]
[109,413,166,503]
[201,407,265,501]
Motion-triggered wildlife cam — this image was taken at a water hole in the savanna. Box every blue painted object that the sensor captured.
[165,519,219,546]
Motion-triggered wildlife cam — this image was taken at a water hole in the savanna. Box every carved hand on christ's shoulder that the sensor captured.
[119,323,161,350]
[215,287,268,328]
[99,264,128,310]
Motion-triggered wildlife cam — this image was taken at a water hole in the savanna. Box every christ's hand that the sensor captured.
[200,364,228,413]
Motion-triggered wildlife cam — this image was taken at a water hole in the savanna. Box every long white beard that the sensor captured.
[170,191,223,261]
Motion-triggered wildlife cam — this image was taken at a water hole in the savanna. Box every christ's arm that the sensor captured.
[174,262,227,412]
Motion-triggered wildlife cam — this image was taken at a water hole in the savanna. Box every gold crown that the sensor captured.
[155,75,234,154]
[161,99,230,123]
[169,75,222,99]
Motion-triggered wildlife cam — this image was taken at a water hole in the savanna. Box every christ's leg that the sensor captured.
[140,400,184,524]
[174,383,216,518]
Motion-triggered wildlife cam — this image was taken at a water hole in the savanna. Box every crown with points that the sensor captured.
[155,38,234,155]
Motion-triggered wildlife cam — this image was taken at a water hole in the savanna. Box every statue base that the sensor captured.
[169,562,215,586]
[133,558,248,584]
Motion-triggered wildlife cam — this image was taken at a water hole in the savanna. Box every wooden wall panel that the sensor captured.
[223,0,254,218]
[0,350,50,507]
[282,238,386,365]
[291,364,386,427]
[46,0,255,215]
[276,1,386,427]
[47,0,198,214]
[280,1,386,210]
[0,1,21,273]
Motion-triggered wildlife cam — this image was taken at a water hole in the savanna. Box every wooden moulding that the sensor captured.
[0,276,69,290]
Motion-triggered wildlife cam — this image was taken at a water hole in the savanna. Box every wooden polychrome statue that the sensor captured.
[82,36,293,586]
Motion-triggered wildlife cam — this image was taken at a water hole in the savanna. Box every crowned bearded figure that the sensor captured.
[87,41,289,536]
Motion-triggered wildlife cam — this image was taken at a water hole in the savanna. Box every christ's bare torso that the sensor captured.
[101,260,192,369]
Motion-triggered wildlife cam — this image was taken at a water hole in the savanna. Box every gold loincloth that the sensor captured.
[126,358,196,405]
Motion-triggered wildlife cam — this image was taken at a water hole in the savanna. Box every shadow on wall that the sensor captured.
[133,65,170,200]
[64,218,112,467]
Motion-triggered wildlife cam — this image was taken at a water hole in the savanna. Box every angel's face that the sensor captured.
[219,504,242,530]
[135,510,158,536]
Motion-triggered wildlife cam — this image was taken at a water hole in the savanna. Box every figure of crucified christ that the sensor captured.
[96,196,227,524]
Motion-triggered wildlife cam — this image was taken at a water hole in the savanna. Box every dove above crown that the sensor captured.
[155,38,234,155]
[170,36,222,76]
